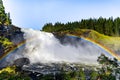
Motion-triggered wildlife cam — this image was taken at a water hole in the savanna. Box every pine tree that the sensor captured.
[0,0,11,28]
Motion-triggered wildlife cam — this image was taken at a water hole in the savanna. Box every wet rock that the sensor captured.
[13,57,30,67]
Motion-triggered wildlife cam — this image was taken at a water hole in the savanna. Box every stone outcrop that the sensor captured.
[13,58,30,67]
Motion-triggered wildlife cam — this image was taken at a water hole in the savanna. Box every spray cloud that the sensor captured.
[21,29,111,65]
[0,29,116,68]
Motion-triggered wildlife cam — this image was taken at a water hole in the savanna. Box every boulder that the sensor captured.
[13,57,30,67]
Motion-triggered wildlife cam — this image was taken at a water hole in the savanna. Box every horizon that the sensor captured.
[3,0,120,30]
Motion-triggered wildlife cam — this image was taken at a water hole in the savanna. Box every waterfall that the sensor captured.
[0,28,114,68]
[21,29,112,64]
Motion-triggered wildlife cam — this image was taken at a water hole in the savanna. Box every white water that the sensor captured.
[20,29,112,64]
[0,29,113,68]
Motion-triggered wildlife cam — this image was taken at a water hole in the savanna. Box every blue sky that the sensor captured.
[3,0,120,30]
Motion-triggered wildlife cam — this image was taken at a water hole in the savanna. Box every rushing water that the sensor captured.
[0,29,114,68]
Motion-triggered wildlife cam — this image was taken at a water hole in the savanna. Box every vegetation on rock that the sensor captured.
[0,66,31,80]
[0,54,119,80]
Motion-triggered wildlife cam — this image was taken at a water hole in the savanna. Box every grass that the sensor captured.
[0,66,16,74]
[59,29,120,52]
[0,37,13,48]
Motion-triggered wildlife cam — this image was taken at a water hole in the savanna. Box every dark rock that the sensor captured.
[53,33,82,47]
[0,43,4,56]
[13,57,30,67]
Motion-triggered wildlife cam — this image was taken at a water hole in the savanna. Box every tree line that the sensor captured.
[42,17,120,36]
[0,0,11,28]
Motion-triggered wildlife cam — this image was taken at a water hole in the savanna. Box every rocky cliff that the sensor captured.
[0,25,24,60]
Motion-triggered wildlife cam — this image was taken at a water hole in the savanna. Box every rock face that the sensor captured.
[0,43,4,55]
[53,33,82,47]
[13,58,30,67]
[9,25,24,45]
[0,25,24,61]
[0,25,24,45]
[0,0,26,69]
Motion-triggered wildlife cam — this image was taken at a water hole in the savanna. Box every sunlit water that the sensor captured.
[0,29,114,68]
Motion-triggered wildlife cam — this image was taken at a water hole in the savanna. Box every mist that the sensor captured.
[21,29,112,65]
[0,28,114,68]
